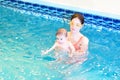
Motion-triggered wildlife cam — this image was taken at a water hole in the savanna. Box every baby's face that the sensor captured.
[56,35,67,44]
[70,18,82,33]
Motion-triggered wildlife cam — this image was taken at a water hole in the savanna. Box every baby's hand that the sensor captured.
[41,50,48,55]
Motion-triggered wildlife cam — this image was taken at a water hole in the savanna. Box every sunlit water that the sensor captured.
[0,6,120,80]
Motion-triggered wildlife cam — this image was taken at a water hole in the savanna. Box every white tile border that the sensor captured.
[21,0,120,20]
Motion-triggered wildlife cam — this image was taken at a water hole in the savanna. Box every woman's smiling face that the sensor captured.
[70,17,82,33]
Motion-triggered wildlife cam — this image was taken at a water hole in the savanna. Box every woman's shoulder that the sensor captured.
[82,35,89,43]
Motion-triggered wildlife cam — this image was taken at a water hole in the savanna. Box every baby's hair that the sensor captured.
[71,13,84,24]
[56,28,67,37]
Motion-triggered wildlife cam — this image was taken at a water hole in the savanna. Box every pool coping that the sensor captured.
[29,0,120,20]
[0,0,120,30]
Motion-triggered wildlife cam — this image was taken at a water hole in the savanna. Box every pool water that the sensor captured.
[0,5,120,80]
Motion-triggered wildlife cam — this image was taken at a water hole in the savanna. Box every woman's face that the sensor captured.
[70,17,82,33]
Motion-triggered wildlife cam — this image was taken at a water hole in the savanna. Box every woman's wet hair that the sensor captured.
[71,13,84,24]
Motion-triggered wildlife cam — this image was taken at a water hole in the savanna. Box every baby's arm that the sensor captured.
[43,43,57,54]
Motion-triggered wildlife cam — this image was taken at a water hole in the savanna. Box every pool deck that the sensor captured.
[21,0,120,19]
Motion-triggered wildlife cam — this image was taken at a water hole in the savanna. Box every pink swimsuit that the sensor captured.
[73,36,83,51]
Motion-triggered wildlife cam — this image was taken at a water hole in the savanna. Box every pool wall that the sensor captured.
[20,0,120,20]
[0,0,120,30]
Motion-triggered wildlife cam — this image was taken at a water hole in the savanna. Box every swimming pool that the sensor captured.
[0,0,120,80]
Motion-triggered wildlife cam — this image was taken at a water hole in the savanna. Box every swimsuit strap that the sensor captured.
[74,36,83,46]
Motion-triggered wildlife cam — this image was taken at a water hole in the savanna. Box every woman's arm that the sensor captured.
[79,37,89,54]
[68,41,75,57]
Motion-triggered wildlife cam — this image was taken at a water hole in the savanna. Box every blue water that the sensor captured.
[0,6,120,80]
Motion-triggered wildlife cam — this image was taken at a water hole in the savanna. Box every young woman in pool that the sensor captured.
[43,28,75,61]
[67,13,89,63]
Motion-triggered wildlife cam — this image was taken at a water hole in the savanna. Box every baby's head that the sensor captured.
[56,28,67,43]
[56,28,67,37]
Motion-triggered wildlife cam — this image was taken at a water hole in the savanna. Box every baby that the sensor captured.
[43,28,75,61]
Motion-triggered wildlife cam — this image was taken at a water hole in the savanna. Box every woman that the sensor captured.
[67,13,89,63]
